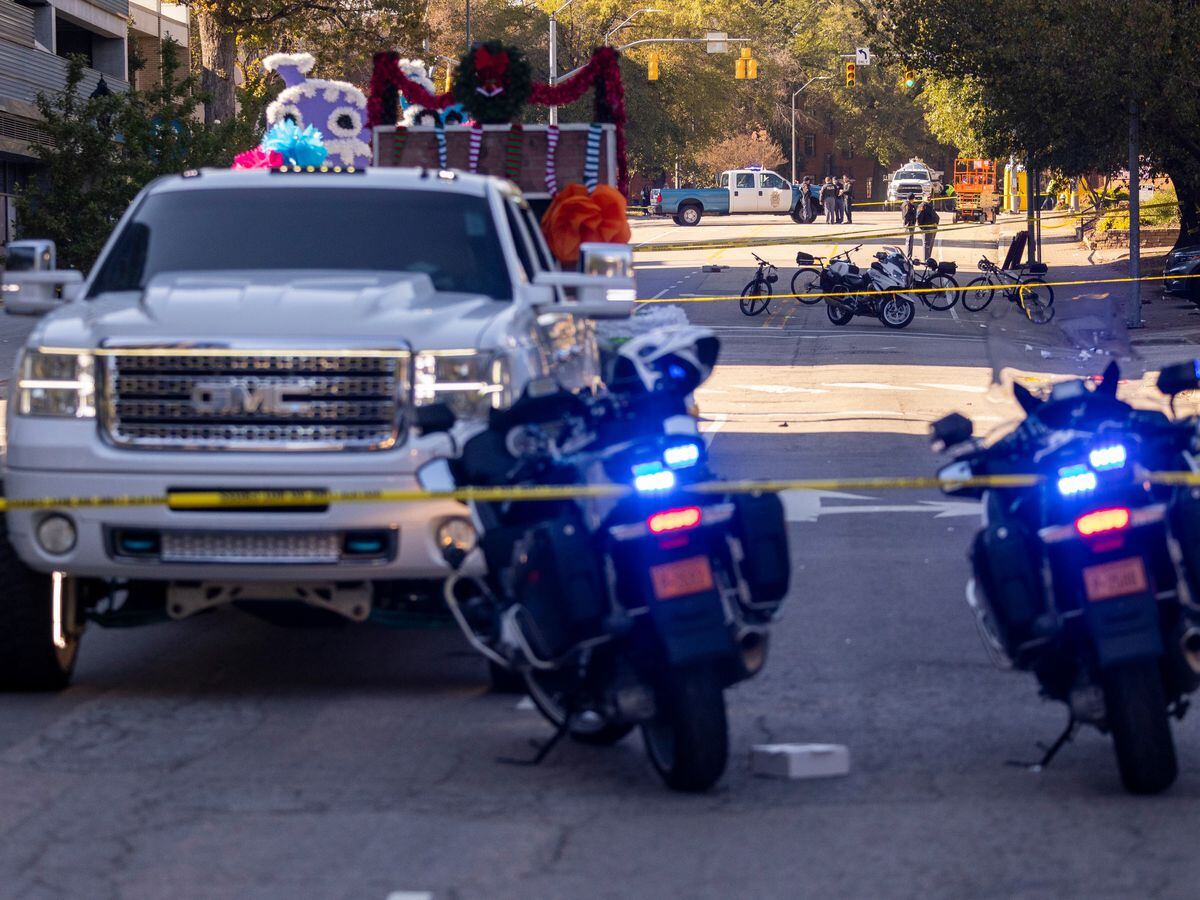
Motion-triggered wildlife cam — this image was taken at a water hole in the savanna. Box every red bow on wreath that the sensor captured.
[474,46,510,96]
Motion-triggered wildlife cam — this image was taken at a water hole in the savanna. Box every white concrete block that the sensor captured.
[751,743,850,780]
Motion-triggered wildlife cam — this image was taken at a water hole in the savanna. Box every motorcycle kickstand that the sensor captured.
[1006,713,1079,772]
[497,697,578,768]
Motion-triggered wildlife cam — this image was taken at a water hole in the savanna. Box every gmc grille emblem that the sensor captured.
[190,381,314,416]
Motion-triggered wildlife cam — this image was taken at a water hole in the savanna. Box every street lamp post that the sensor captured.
[604,8,664,46]
[548,0,582,126]
[791,75,830,184]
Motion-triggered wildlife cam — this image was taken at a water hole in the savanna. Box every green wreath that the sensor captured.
[453,41,532,124]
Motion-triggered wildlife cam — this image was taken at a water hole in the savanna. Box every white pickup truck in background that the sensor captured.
[0,166,634,690]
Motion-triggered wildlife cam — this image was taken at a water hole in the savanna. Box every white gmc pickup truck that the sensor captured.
[0,165,633,689]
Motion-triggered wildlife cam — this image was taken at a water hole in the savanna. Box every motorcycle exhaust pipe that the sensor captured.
[1181,627,1200,676]
[737,628,770,677]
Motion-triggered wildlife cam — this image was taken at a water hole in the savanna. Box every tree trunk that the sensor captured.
[196,9,236,126]
[1171,167,1200,250]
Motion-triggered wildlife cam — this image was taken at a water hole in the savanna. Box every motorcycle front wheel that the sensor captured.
[880,295,916,329]
[525,669,635,746]
[642,666,728,792]
[1103,658,1178,794]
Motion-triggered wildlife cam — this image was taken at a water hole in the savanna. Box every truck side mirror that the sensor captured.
[579,243,633,280]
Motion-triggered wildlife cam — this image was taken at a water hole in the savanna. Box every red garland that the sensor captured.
[368,46,629,195]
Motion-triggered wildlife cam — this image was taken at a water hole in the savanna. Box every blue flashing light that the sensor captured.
[1088,444,1128,471]
[1057,464,1098,497]
[634,468,677,493]
[663,442,701,470]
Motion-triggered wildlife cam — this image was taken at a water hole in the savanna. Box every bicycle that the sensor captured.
[790,245,864,305]
[739,253,778,316]
[907,257,960,311]
[962,256,1055,323]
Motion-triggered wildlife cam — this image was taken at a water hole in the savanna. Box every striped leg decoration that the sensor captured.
[467,124,484,173]
[583,123,602,190]
[434,121,448,169]
[544,124,560,194]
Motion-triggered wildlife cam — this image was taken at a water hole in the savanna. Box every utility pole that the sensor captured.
[791,75,831,184]
[1127,98,1142,327]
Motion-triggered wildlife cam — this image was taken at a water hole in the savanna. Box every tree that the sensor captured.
[695,130,785,178]
[15,46,248,270]
[14,58,131,270]
[878,0,1200,246]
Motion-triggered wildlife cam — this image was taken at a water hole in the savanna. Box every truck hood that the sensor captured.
[33,271,516,352]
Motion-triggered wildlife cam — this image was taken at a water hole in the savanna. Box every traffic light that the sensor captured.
[648,51,659,81]
[904,68,917,88]
[845,61,856,88]
[735,47,758,80]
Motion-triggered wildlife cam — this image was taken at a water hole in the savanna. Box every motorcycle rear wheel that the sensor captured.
[642,666,728,792]
[525,669,635,746]
[1103,659,1178,794]
[827,301,854,326]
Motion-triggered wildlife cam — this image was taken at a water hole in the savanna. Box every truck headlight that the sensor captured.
[17,349,96,418]
[413,351,511,419]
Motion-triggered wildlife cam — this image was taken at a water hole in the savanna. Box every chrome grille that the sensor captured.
[103,351,407,450]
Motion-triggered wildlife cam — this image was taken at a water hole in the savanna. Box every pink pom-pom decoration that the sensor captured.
[232,147,284,170]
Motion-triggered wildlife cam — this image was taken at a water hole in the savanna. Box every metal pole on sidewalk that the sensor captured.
[1127,98,1143,328]
[1025,158,1036,265]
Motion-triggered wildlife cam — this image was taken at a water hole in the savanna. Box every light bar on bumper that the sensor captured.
[16,348,96,418]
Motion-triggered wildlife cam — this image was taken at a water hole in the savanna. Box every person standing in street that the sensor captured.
[842,176,854,225]
[901,198,918,258]
[800,176,815,223]
[820,177,837,224]
[917,199,940,261]
[834,178,845,224]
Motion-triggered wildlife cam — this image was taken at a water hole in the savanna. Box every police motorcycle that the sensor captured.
[931,361,1200,794]
[415,328,790,792]
[823,244,916,329]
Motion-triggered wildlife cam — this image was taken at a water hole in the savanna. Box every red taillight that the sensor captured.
[1076,507,1131,537]
[648,506,702,534]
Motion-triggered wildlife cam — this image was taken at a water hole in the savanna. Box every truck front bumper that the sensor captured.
[4,468,482,581]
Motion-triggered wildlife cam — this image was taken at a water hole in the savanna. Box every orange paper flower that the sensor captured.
[540,182,630,265]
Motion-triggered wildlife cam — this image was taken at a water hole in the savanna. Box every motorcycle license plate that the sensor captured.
[650,556,714,600]
[1083,557,1149,602]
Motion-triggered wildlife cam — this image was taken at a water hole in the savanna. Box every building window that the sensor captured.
[804,134,815,157]
[55,19,94,67]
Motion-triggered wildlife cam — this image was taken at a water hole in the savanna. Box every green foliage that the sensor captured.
[15,45,251,271]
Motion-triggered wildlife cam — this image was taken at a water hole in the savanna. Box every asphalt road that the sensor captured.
[4,217,1200,898]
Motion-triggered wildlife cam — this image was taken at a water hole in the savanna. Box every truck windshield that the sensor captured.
[4,247,37,272]
[897,170,929,180]
[88,186,512,300]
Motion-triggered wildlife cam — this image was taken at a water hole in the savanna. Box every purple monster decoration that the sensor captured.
[263,53,372,168]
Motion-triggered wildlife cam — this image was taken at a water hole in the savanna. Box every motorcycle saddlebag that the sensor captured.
[732,493,790,614]
[970,521,1047,657]
[511,517,608,661]
[1170,488,1200,600]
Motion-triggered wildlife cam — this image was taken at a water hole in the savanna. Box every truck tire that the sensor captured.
[678,204,702,227]
[0,518,81,691]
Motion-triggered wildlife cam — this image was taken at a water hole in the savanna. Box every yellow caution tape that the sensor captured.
[12,470,1200,510]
